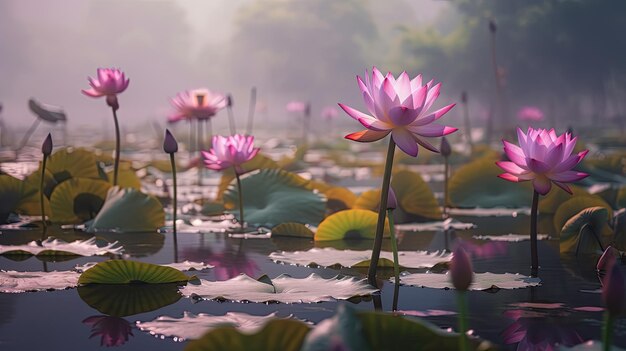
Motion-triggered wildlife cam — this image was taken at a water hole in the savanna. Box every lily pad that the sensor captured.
[399,272,541,290]
[314,209,389,241]
[270,222,315,238]
[138,312,293,340]
[78,283,182,317]
[0,175,22,223]
[448,207,530,217]
[395,218,475,232]
[78,260,192,285]
[353,189,380,212]
[538,184,588,214]
[0,270,79,293]
[76,260,212,273]
[180,273,378,303]
[86,187,165,233]
[322,186,357,213]
[554,196,613,234]
[269,248,450,269]
[216,153,280,200]
[184,319,310,351]
[0,237,123,257]
[560,207,611,254]
[46,148,101,182]
[301,304,370,351]
[28,98,66,123]
[49,178,111,224]
[223,169,326,227]
[391,170,441,219]
[105,164,141,189]
[473,234,550,242]
[449,157,533,208]
[18,171,53,216]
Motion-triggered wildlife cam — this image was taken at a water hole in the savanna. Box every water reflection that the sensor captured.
[83,315,134,347]
[181,240,258,280]
[501,308,584,350]
[78,283,182,317]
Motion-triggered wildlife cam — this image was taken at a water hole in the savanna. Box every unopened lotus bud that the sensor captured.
[440,137,451,158]
[41,133,53,156]
[603,263,625,316]
[489,19,497,33]
[461,91,468,104]
[227,94,233,108]
[163,129,178,154]
[387,188,397,210]
[450,246,473,291]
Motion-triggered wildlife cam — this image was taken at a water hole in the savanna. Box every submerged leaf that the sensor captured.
[78,260,191,285]
[87,186,165,233]
[399,272,541,290]
[269,248,450,269]
[314,209,389,241]
[180,273,378,303]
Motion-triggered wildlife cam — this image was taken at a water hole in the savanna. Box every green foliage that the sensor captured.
[78,260,191,285]
[78,283,182,317]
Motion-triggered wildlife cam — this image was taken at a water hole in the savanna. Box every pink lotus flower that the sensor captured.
[168,88,227,123]
[202,134,259,174]
[339,67,457,156]
[517,106,545,121]
[82,68,129,110]
[321,106,339,120]
[285,101,307,113]
[496,128,589,195]
[83,315,133,347]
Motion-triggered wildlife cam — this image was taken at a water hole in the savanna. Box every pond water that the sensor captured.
[1,212,625,350]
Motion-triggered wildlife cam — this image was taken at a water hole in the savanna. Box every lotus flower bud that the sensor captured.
[106,95,119,111]
[163,129,178,154]
[489,19,497,33]
[387,188,397,210]
[440,137,451,158]
[450,247,473,291]
[461,91,468,104]
[41,133,53,156]
[598,246,617,272]
[602,263,625,316]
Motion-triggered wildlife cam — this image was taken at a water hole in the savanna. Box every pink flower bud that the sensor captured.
[163,129,178,154]
[602,263,625,316]
[387,188,397,210]
[41,133,53,156]
[450,247,473,291]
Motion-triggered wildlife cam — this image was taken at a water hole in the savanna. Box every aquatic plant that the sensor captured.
[164,129,179,260]
[450,246,473,351]
[40,133,52,231]
[497,127,589,274]
[82,68,130,186]
[340,67,456,285]
[601,254,624,351]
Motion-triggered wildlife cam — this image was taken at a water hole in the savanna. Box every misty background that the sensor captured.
[1,0,625,140]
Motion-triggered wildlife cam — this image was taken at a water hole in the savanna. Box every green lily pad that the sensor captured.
[0,175,22,223]
[271,222,315,238]
[184,319,310,351]
[449,157,533,208]
[86,187,164,233]
[314,209,389,241]
[223,169,326,227]
[78,283,182,317]
[554,196,613,234]
[46,148,101,183]
[301,304,370,351]
[0,270,80,293]
[216,153,280,200]
[391,170,441,219]
[538,184,588,215]
[78,260,192,285]
[617,186,626,209]
[105,164,141,189]
[18,170,54,216]
[28,98,66,123]
[560,207,611,254]
[322,186,357,213]
[49,178,112,224]
[353,190,381,212]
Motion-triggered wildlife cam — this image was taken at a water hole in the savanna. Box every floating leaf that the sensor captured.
[353,190,380,211]
[75,260,212,273]
[0,270,79,293]
[0,175,22,223]
[18,170,53,215]
[28,98,66,122]
[448,207,530,217]
[473,234,549,242]
[86,187,164,233]
[181,273,377,303]
[269,248,450,269]
[560,207,611,254]
[78,283,182,317]
[49,178,111,224]
[538,185,588,214]
[322,186,357,212]
[216,153,280,200]
[201,200,226,216]
[314,209,389,241]
[78,260,191,285]
[184,319,310,351]
[301,304,370,351]
[395,218,475,232]
[0,237,123,257]
[271,222,315,238]
[399,272,541,290]
[46,148,101,182]
[138,312,293,340]
[223,169,326,227]
[449,157,533,208]
[391,170,441,219]
[105,164,141,189]
[358,310,496,351]
[617,186,626,209]
[554,195,613,234]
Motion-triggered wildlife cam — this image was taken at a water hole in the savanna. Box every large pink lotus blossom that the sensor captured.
[83,315,133,347]
[496,127,588,195]
[168,88,226,123]
[517,106,545,121]
[339,67,457,156]
[202,134,259,174]
[82,68,129,110]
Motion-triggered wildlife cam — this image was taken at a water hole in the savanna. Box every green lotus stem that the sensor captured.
[40,154,48,233]
[392,281,400,312]
[603,312,613,351]
[461,94,473,151]
[367,137,396,286]
[227,103,237,135]
[246,87,257,135]
[111,107,121,186]
[235,170,244,232]
[197,120,204,186]
[443,157,449,218]
[457,291,469,351]
[386,209,400,286]
[170,152,178,263]
[530,190,539,276]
